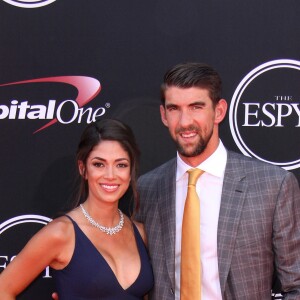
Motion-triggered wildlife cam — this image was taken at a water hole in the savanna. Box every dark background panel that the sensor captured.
[0,0,299,298]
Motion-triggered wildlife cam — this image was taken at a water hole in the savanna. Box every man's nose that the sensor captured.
[179,110,193,127]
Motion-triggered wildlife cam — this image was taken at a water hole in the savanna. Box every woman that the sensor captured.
[0,119,154,299]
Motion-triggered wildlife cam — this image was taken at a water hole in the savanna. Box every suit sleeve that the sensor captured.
[273,172,300,299]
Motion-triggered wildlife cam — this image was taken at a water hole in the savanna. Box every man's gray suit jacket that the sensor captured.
[136,150,300,300]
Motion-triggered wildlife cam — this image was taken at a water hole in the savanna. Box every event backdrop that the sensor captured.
[0,0,299,299]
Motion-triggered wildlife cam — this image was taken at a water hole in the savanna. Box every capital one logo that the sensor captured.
[229,59,300,170]
[0,76,103,133]
[0,215,52,280]
[2,0,56,8]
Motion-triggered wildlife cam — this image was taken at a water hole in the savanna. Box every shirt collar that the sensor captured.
[176,140,227,181]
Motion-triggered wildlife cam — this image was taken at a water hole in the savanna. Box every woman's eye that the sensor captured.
[117,163,129,168]
[93,162,104,167]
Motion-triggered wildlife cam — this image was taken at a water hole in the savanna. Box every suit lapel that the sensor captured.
[157,159,177,288]
[217,151,248,294]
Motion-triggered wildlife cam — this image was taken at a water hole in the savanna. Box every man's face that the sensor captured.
[160,86,226,163]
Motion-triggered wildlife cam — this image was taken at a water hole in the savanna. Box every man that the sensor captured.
[136,62,300,299]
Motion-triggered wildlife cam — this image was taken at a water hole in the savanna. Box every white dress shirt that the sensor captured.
[175,140,227,300]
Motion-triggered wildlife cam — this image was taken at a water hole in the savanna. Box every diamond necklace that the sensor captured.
[80,204,124,235]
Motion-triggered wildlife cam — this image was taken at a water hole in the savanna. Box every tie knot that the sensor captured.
[187,168,204,186]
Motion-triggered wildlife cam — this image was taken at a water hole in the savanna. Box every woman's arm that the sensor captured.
[0,217,73,298]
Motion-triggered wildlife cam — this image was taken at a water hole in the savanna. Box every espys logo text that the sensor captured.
[0,215,52,278]
[2,0,56,8]
[0,76,104,133]
[229,59,300,170]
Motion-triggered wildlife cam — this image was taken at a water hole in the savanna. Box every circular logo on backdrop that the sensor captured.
[2,0,56,8]
[0,214,53,296]
[229,59,300,170]
[0,214,51,234]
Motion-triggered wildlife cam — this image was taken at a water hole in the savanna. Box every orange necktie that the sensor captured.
[180,168,204,300]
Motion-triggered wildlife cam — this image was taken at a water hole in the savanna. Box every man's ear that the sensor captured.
[214,99,228,124]
[160,105,169,127]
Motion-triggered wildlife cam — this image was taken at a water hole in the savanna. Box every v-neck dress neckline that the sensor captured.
[52,215,154,300]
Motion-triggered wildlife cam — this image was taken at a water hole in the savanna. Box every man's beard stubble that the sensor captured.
[175,126,213,158]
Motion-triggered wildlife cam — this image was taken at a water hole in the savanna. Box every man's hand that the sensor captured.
[52,293,59,300]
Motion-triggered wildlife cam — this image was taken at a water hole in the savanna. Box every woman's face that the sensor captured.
[80,140,131,205]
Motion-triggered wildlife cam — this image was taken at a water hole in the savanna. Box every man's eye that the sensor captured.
[167,106,177,111]
[192,105,202,110]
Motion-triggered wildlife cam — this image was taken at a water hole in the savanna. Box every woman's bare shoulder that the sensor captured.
[41,215,74,242]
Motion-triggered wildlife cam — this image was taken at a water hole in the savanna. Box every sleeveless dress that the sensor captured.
[53,215,154,300]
